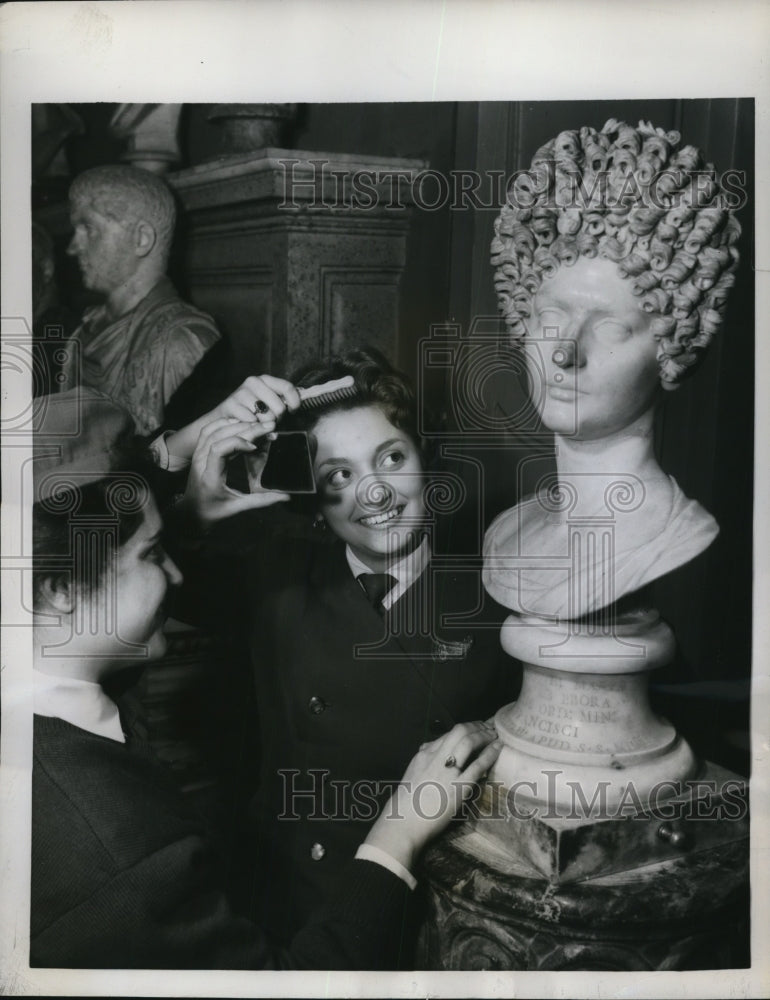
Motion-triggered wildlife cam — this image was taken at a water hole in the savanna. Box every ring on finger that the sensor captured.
[253,399,270,416]
[444,754,458,769]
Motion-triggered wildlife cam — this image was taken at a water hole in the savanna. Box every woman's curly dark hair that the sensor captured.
[491,119,742,388]
[284,346,426,459]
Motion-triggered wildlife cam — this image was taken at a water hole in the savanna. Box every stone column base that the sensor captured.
[416,831,749,970]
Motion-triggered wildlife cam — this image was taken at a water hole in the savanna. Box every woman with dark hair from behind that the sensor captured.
[30,387,500,969]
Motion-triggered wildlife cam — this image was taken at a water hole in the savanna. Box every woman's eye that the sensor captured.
[327,468,351,489]
[381,450,404,469]
[145,543,165,564]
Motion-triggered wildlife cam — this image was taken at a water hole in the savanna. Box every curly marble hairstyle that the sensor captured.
[69,164,176,262]
[491,119,742,387]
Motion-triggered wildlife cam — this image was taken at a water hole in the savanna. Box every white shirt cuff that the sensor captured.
[354,843,417,890]
[149,431,191,472]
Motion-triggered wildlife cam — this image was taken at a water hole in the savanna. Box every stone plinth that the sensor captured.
[487,609,699,818]
[168,150,427,379]
[470,759,747,883]
[417,827,749,970]
[418,605,750,969]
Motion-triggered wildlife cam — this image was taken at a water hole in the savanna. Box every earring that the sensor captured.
[312,512,326,531]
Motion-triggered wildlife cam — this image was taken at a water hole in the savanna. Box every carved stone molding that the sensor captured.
[168,150,427,377]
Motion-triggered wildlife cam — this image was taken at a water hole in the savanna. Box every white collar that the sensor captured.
[34,669,126,743]
[346,535,431,610]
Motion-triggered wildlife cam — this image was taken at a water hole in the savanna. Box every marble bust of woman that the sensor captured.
[482,119,741,621]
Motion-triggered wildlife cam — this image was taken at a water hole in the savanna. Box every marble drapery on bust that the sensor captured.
[483,475,718,619]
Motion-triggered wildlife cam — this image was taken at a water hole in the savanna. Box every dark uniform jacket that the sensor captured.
[170,511,519,944]
[31,714,409,969]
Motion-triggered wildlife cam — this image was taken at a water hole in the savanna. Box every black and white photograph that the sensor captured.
[1,3,768,997]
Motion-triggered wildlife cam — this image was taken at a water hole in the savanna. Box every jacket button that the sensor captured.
[310,842,326,861]
[308,696,327,715]
[430,718,447,735]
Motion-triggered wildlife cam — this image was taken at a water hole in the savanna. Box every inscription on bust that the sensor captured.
[504,668,666,757]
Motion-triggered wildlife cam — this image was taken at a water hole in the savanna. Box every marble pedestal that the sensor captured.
[490,609,699,818]
[417,607,750,969]
[417,827,749,970]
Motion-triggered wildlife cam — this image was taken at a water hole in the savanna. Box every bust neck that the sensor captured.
[104,261,164,323]
[552,408,672,519]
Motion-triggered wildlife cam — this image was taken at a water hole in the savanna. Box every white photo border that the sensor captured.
[2,1,768,997]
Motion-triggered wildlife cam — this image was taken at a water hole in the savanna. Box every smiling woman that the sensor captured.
[307,405,426,572]
[283,349,430,576]
[160,347,516,952]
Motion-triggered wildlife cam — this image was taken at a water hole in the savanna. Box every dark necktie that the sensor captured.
[358,572,397,614]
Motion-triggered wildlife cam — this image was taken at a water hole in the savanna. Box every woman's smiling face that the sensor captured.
[312,404,426,571]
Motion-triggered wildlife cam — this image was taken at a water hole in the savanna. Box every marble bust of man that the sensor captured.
[62,165,221,436]
[482,120,741,620]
